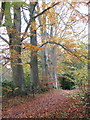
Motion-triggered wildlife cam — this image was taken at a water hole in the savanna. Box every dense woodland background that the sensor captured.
[0,0,90,118]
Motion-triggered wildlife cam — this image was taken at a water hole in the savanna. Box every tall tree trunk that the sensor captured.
[29,2,39,91]
[37,2,49,82]
[5,3,25,93]
[41,48,49,81]
[50,26,58,88]
[51,46,58,88]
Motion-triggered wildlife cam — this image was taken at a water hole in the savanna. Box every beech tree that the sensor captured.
[37,2,59,88]
[22,1,60,91]
[29,2,39,91]
[0,1,60,93]
[0,0,88,94]
[0,2,25,93]
[0,0,89,116]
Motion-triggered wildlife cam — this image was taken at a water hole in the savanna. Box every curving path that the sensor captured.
[2,90,87,118]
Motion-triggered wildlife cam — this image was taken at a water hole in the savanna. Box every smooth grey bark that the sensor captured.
[29,2,39,91]
[42,48,49,81]
[50,26,58,88]
[5,3,25,92]
[37,2,50,82]
[41,46,50,82]
[51,46,58,88]
[37,2,58,88]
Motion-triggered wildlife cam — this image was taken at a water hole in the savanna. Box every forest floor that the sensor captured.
[2,89,89,119]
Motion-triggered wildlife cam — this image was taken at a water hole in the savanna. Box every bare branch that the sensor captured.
[3,60,9,66]
[40,41,84,61]
[23,2,60,38]
[0,35,9,45]
[67,2,88,16]
[34,2,60,19]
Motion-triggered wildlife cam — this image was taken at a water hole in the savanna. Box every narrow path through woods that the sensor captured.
[2,90,87,118]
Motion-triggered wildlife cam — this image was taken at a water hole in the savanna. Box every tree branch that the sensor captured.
[67,1,87,16]
[23,2,60,38]
[3,60,9,66]
[0,35,9,45]
[40,41,84,61]
[34,2,60,19]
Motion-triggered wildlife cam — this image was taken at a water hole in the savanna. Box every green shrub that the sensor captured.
[2,80,15,97]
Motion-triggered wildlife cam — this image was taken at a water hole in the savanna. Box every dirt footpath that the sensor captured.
[2,90,87,118]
